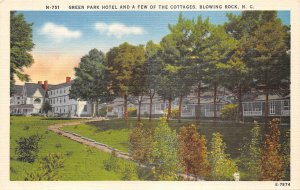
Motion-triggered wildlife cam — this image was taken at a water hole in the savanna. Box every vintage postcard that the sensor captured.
[0,0,300,189]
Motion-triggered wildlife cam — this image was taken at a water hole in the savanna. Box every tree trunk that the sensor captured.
[178,95,183,123]
[196,84,201,124]
[138,96,143,122]
[213,83,217,124]
[123,95,128,120]
[149,96,153,122]
[265,87,269,130]
[167,97,172,122]
[237,86,243,123]
[96,100,99,117]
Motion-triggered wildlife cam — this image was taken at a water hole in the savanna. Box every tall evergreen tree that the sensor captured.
[144,41,163,121]
[10,11,34,95]
[203,25,237,123]
[189,16,212,123]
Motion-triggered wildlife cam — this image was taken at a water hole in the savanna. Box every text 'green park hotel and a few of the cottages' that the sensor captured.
[10,76,290,122]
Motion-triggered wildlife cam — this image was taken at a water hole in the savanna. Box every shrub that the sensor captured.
[15,134,43,163]
[220,104,237,120]
[209,132,238,180]
[128,107,137,117]
[151,117,179,180]
[103,151,120,172]
[55,143,62,148]
[98,105,112,117]
[178,124,210,178]
[129,122,153,164]
[121,163,138,180]
[261,118,285,180]
[163,107,179,119]
[239,121,262,180]
[24,153,65,181]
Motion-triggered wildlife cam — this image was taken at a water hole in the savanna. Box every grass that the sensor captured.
[62,118,290,158]
[10,116,138,181]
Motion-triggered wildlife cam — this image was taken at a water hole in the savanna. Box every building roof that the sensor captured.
[48,81,72,90]
[24,83,46,97]
[12,85,23,96]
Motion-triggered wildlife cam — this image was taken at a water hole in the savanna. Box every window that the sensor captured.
[283,100,290,110]
[34,98,41,104]
[270,101,276,115]
[17,97,20,100]
[83,105,87,112]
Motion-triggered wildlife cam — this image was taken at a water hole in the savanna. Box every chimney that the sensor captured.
[43,80,48,91]
[66,77,71,84]
[38,81,42,85]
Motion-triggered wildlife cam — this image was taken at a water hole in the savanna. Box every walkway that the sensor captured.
[48,118,201,181]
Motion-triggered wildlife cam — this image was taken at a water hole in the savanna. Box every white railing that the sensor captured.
[243,111,263,116]
[205,111,221,117]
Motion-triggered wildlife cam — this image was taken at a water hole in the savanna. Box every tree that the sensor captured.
[246,13,290,129]
[144,41,163,121]
[224,11,289,123]
[70,49,114,117]
[202,25,237,123]
[106,43,145,120]
[189,16,211,123]
[261,118,285,180]
[164,13,194,123]
[239,121,262,180]
[178,124,210,178]
[209,132,237,180]
[151,117,179,180]
[42,101,52,116]
[128,122,153,164]
[10,11,34,95]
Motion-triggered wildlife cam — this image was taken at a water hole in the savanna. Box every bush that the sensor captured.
[24,153,65,181]
[55,143,62,148]
[220,104,237,120]
[163,107,179,119]
[128,107,137,117]
[239,121,262,180]
[121,163,138,180]
[15,134,43,163]
[129,122,153,164]
[209,133,238,180]
[103,151,120,172]
[98,105,112,117]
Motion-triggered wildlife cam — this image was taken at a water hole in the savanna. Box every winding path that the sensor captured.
[48,118,201,181]
[48,118,130,160]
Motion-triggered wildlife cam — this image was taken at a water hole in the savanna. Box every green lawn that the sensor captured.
[62,118,290,158]
[10,116,138,181]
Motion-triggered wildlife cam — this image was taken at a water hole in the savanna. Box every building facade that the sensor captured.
[10,77,92,117]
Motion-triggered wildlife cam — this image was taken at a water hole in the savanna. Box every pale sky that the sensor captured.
[16,11,290,85]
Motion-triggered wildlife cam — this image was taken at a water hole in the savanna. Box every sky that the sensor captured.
[16,11,290,85]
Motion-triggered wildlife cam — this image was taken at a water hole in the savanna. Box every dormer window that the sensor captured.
[34,98,41,104]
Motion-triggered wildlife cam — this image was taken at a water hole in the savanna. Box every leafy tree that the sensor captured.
[144,41,163,121]
[220,104,237,120]
[246,13,290,129]
[106,43,145,120]
[261,118,284,180]
[128,122,153,164]
[189,16,211,123]
[281,130,290,180]
[15,134,43,163]
[70,49,115,117]
[151,117,179,180]
[203,25,237,123]
[10,11,34,95]
[25,153,65,181]
[209,132,237,180]
[42,100,52,116]
[178,124,210,178]
[239,121,262,180]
